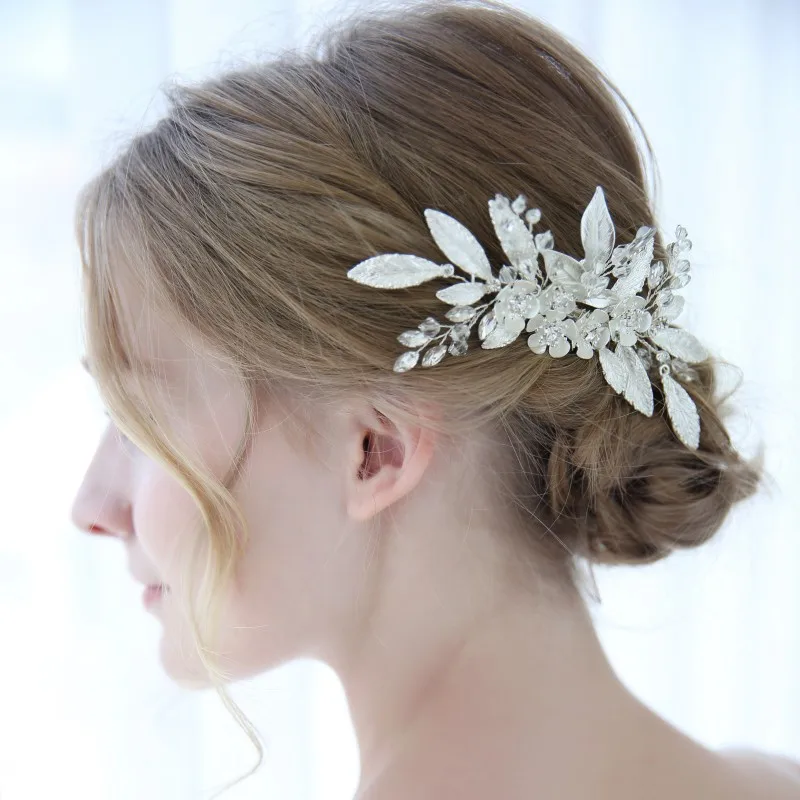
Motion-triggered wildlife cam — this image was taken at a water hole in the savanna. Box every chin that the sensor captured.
[158,634,215,690]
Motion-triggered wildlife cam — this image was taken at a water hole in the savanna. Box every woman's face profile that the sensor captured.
[70,266,375,688]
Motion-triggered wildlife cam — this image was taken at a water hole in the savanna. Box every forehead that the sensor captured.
[114,262,183,362]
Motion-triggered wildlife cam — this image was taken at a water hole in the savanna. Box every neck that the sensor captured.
[332,559,644,795]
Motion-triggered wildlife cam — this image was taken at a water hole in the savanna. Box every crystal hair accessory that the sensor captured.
[347,186,707,450]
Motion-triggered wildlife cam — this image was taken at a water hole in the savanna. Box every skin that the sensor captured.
[71,266,798,799]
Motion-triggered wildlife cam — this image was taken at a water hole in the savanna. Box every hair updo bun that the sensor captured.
[495,352,764,571]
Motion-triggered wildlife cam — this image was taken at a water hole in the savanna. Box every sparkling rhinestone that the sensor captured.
[511,195,527,214]
[450,323,471,340]
[612,263,630,278]
[648,261,665,285]
[418,317,441,336]
[448,339,469,356]
[393,351,419,372]
[478,312,497,339]
[421,344,448,367]
[398,330,430,347]
[517,257,537,277]
[499,266,515,283]
[636,346,653,367]
[656,350,670,363]
[671,273,690,289]
[445,306,477,323]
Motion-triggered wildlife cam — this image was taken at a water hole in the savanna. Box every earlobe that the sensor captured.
[346,411,436,522]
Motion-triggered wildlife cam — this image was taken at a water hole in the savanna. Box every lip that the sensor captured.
[143,584,167,610]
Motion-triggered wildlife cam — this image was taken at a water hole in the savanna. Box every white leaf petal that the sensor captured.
[435,282,487,306]
[488,194,539,269]
[540,249,582,283]
[619,345,654,416]
[650,328,708,363]
[481,316,524,349]
[347,254,449,288]
[581,186,615,263]
[424,209,493,281]
[612,235,654,298]
[598,346,627,394]
[661,370,700,449]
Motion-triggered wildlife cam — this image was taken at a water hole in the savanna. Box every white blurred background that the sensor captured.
[0,0,798,798]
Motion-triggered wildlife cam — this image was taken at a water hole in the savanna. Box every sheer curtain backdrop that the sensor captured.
[0,1,797,798]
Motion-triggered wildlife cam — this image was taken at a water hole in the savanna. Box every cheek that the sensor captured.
[134,464,201,586]
[224,430,356,642]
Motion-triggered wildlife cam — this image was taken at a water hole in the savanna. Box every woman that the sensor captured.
[69,1,799,797]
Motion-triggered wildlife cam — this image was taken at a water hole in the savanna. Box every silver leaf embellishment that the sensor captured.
[348,254,451,288]
[598,346,628,394]
[346,186,705,451]
[436,281,487,306]
[488,194,539,270]
[618,344,654,416]
[424,209,493,281]
[611,234,655,299]
[580,187,615,271]
[650,328,708,363]
[661,369,700,449]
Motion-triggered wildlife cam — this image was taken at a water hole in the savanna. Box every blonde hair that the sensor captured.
[74,0,766,793]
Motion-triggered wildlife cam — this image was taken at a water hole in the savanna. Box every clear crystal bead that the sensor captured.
[648,261,665,285]
[670,273,690,289]
[525,208,541,225]
[393,351,419,372]
[499,265,515,283]
[657,289,673,305]
[675,259,691,274]
[511,195,527,214]
[534,231,553,251]
[450,323,471,341]
[421,344,448,367]
[612,263,630,278]
[478,311,497,339]
[448,339,469,356]
[445,305,477,323]
[398,329,430,347]
[517,257,537,278]
[418,317,441,336]
[636,346,653,367]
[656,350,671,363]
[441,264,455,277]
[650,318,668,335]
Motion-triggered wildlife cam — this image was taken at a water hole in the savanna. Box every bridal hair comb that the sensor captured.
[347,186,707,450]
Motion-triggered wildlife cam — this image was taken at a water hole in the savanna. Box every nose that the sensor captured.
[71,491,133,540]
[70,423,135,540]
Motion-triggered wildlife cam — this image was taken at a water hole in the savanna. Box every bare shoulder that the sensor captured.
[717,747,800,799]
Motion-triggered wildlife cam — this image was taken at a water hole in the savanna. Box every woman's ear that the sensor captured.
[345,405,437,522]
